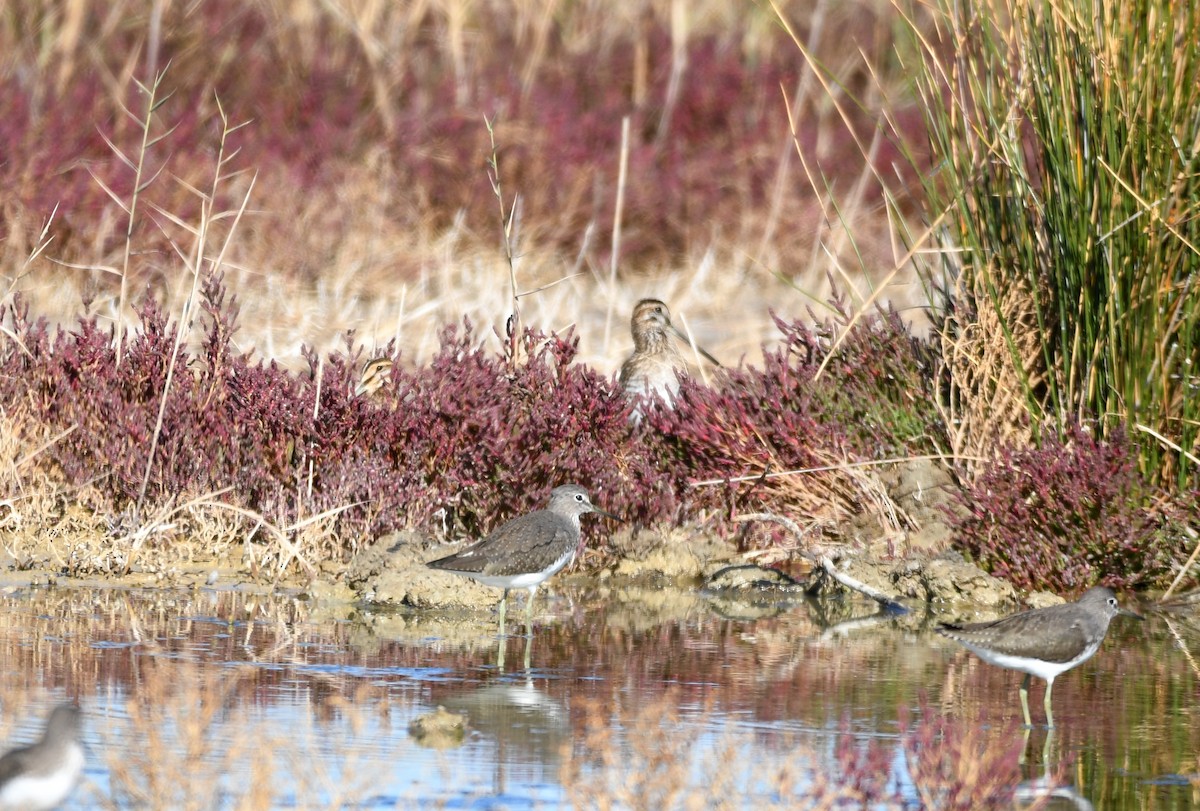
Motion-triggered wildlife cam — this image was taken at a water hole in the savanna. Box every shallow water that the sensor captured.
[0,580,1196,809]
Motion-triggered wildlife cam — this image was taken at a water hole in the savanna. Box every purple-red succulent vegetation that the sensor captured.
[0,273,939,556]
[947,426,1183,592]
[0,278,668,548]
[644,304,942,535]
[0,269,1184,591]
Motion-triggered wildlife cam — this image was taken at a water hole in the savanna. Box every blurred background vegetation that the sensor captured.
[0,0,926,369]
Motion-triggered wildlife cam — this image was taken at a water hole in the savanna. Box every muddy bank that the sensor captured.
[0,458,1029,615]
[340,457,1019,615]
[345,527,1017,616]
[0,523,1041,637]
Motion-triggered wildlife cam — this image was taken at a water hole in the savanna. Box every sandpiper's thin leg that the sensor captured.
[524,586,537,638]
[498,588,509,636]
[496,589,510,671]
[1043,677,1056,729]
[1019,673,1033,727]
[1042,724,1056,764]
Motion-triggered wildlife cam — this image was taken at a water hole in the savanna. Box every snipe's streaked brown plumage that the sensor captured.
[426,484,618,631]
[617,299,719,409]
[937,586,1142,727]
[354,357,394,397]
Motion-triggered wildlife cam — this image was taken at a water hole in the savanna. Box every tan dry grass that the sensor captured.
[2,0,929,376]
[0,407,316,580]
[11,208,924,378]
[0,408,111,571]
[939,265,1042,478]
[0,409,59,540]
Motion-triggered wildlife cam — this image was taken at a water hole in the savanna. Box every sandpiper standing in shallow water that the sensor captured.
[617,299,720,415]
[427,484,618,632]
[0,704,85,811]
[937,586,1142,727]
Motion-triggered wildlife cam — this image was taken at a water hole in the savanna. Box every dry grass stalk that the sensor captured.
[0,410,98,566]
[939,266,1042,479]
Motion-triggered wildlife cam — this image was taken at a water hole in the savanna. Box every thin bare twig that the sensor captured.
[737,511,907,609]
[690,452,979,487]
[603,116,631,356]
[99,65,175,367]
[484,115,522,363]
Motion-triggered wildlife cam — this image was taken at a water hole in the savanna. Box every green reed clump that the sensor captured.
[909,0,1200,489]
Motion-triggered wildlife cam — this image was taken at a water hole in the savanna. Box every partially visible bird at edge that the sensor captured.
[0,704,85,811]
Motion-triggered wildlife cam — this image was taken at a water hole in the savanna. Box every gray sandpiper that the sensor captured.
[937,586,1142,727]
[427,484,617,630]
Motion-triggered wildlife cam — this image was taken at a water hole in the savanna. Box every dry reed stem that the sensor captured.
[940,267,1041,479]
[603,115,632,356]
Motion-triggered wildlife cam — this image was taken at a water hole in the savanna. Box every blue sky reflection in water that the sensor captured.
[0,582,1193,808]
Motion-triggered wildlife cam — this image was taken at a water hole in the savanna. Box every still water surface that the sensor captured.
[0,580,1195,808]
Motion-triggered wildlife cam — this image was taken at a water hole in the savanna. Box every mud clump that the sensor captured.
[409,706,469,749]
[344,531,498,611]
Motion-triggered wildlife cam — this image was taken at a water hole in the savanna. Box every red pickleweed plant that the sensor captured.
[1,274,953,572]
[946,425,1186,591]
